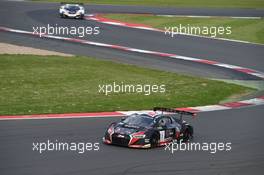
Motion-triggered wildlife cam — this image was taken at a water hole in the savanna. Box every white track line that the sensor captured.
[156,15,262,19]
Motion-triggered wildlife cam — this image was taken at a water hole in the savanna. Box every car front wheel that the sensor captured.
[150,133,159,148]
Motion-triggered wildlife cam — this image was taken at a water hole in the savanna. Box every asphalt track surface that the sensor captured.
[0,1,264,175]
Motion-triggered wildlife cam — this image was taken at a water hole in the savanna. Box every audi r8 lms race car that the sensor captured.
[59,3,85,19]
[103,107,196,148]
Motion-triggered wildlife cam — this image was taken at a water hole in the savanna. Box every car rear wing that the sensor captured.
[153,107,196,117]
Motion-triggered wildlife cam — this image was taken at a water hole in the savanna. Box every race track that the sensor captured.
[0,1,264,175]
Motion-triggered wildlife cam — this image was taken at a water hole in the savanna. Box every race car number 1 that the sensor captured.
[159,131,165,142]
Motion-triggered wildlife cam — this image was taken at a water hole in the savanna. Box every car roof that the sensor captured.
[129,113,176,119]
[133,113,153,118]
[153,114,173,118]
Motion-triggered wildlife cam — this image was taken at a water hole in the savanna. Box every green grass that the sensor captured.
[32,0,264,9]
[102,14,264,44]
[0,54,252,115]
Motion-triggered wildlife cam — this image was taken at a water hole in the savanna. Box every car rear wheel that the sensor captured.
[182,129,191,142]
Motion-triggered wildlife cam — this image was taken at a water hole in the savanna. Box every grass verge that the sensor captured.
[102,14,264,44]
[0,54,252,115]
[32,0,264,9]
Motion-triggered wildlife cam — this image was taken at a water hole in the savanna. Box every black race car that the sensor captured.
[103,107,196,148]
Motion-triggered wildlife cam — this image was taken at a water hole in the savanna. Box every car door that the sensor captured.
[156,117,174,143]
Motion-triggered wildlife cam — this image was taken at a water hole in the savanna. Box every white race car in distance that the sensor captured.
[59,3,85,19]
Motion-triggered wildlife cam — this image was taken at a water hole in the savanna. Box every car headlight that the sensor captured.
[107,126,114,134]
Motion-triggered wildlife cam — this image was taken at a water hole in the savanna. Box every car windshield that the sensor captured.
[123,114,154,127]
[66,5,80,11]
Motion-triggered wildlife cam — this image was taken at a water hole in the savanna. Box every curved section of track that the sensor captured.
[0,1,264,175]
[1,26,264,80]
[1,1,264,78]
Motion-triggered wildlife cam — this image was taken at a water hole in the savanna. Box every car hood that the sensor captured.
[114,123,147,135]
